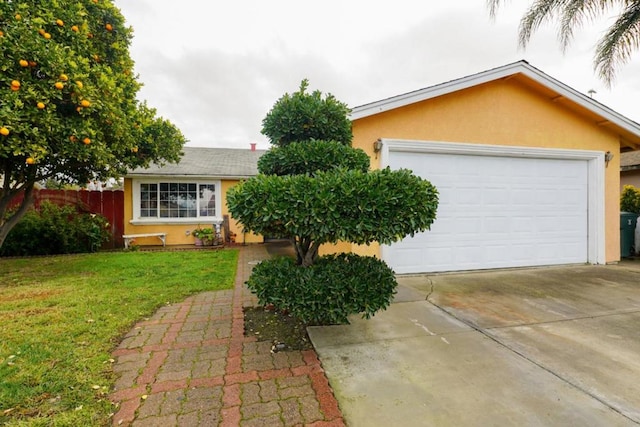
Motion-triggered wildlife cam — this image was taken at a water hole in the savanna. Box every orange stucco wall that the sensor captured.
[349,78,621,262]
[123,178,262,246]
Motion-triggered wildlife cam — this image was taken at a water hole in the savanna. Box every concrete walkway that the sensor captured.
[308,263,640,427]
[110,244,343,426]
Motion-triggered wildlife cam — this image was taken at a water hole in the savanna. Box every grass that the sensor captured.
[0,249,238,426]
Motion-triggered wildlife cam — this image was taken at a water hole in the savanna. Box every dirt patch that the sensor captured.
[243,306,313,351]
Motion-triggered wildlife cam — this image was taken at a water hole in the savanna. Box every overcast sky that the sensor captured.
[115,0,640,150]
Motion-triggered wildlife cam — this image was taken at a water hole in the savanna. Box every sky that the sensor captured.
[115,0,640,150]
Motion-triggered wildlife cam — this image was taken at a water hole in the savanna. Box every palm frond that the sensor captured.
[487,0,507,18]
[519,0,564,47]
[595,1,640,85]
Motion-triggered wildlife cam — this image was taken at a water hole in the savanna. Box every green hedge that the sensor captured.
[246,253,397,325]
[1,202,110,257]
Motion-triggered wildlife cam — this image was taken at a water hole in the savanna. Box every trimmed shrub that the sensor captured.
[258,140,370,176]
[1,202,110,256]
[246,253,398,325]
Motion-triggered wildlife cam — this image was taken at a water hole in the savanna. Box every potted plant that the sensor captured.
[192,227,215,246]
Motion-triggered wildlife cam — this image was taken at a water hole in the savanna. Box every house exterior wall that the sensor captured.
[123,178,263,246]
[347,78,621,263]
[621,170,640,191]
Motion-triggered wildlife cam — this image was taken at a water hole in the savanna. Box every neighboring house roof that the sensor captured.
[621,151,640,171]
[126,147,266,179]
[351,60,640,151]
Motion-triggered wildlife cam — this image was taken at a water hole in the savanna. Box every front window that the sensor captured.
[134,180,220,221]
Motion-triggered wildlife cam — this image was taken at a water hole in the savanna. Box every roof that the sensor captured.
[350,60,640,151]
[126,146,266,179]
[621,151,640,171]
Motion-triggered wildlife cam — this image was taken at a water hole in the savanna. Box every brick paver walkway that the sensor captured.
[110,244,344,426]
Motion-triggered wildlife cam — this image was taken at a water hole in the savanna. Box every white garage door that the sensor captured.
[384,149,590,274]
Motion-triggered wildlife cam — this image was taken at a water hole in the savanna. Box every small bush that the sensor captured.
[621,185,640,214]
[1,202,110,257]
[246,253,397,325]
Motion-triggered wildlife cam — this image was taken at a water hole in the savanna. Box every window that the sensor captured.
[133,180,221,222]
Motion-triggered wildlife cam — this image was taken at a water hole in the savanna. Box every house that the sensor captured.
[621,151,640,190]
[123,146,265,246]
[339,60,640,274]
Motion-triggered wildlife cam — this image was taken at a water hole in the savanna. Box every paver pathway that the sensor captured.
[110,244,344,426]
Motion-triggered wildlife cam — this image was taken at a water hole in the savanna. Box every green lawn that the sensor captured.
[0,249,238,426]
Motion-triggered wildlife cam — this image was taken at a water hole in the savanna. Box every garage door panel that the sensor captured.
[385,151,589,273]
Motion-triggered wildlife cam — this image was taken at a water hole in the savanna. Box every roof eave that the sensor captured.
[125,174,256,180]
[350,60,640,142]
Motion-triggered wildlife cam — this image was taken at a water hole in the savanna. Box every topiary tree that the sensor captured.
[0,0,186,248]
[227,80,438,324]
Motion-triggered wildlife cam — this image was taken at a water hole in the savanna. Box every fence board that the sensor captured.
[7,189,124,249]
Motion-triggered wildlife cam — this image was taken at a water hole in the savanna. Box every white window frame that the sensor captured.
[130,178,223,225]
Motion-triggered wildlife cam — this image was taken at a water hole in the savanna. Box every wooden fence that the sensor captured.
[8,189,125,249]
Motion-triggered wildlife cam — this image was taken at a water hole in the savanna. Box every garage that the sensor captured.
[349,61,640,270]
[381,140,604,274]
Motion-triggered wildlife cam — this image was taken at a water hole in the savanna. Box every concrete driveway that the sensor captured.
[307,261,640,426]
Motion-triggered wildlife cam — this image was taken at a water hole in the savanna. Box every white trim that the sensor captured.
[380,139,606,267]
[351,61,640,141]
[131,178,222,225]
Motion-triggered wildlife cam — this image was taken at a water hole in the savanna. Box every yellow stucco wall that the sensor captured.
[349,78,621,263]
[123,178,263,246]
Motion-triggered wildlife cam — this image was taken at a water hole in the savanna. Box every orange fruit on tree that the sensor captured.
[59,74,69,82]
[54,82,64,90]
[10,80,20,91]
[105,23,113,31]
[83,137,91,145]
[19,59,29,67]
[44,32,51,39]
[26,157,35,165]
[75,80,83,88]
[37,102,45,109]
[0,127,9,136]
[38,29,45,35]
[131,146,139,153]
[28,61,37,67]
[70,135,77,142]
[15,14,21,20]
[80,99,91,107]
[0,31,4,37]
[56,19,64,26]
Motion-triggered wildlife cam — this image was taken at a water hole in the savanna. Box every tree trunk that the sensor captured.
[0,184,35,248]
[292,236,319,267]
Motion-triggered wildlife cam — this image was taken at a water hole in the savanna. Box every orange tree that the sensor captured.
[0,0,185,247]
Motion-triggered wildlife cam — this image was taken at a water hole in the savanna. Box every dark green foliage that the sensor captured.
[1,202,110,256]
[261,79,353,147]
[247,254,397,325]
[621,185,640,214]
[258,140,370,176]
[227,167,438,246]
[232,80,439,323]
